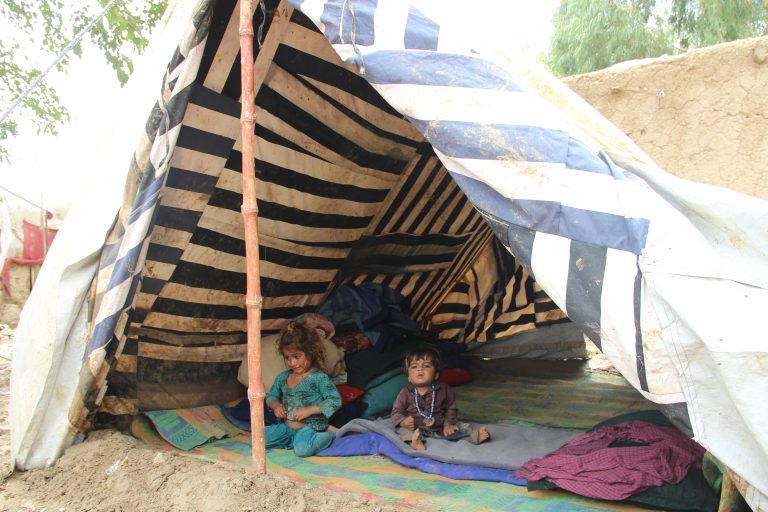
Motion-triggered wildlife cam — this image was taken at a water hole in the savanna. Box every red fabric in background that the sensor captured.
[336,384,365,405]
[438,367,472,386]
[1,221,58,295]
[19,220,58,261]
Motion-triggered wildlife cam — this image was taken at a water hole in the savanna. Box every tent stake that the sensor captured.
[239,0,266,475]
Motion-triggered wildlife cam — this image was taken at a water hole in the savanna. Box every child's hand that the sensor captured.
[400,416,416,430]
[272,402,287,419]
[443,423,459,436]
[291,406,312,421]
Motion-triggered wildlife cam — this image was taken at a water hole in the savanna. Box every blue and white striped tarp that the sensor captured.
[287,0,768,502]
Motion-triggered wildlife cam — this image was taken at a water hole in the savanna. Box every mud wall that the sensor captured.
[564,36,768,200]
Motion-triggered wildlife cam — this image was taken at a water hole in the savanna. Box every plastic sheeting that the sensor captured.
[286,0,768,501]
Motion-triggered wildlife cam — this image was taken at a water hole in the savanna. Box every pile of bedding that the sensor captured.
[234,284,472,428]
[139,282,725,511]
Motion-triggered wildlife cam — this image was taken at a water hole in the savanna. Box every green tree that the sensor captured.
[546,0,768,77]
[0,0,168,162]
[545,0,675,77]
[670,0,768,48]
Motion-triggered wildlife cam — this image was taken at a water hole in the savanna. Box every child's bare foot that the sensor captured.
[471,426,491,444]
[411,428,426,451]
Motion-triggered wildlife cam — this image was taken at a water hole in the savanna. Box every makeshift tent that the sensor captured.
[10,0,768,508]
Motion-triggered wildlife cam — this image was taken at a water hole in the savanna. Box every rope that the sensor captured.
[0,0,123,126]
[340,0,365,75]
[257,0,266,48]
[0,185,49,213]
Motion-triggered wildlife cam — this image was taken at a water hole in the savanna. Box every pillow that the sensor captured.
[362,372,409,418]
[344,337,428,389]
[237,334,283,389]
[364,367,404,391]
[237,334,346,390]
[438,367,472,386]
[320,337,346,377]
[336,384,365,405]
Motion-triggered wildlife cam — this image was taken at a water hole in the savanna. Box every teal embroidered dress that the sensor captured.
[266,369,341,431]
[264,368,341,457]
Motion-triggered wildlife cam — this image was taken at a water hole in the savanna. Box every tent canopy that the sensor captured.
[10,0,768,507]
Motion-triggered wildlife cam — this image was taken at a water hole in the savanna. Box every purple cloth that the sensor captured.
[318,432,526,485]
[515,421,705,500]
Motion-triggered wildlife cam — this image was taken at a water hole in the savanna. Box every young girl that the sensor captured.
[391,346,490,450]
[265,320,341,457]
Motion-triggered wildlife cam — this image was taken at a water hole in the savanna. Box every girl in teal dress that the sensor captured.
[265,320,341,457]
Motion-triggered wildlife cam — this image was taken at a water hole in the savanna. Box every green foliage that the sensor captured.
[71,1,168,86]
[546,0,768,77]
[670,0,768,48]
[0,0,168,163]
[545,0,675,77]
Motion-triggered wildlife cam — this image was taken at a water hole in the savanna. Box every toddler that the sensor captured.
[391,346,489,450]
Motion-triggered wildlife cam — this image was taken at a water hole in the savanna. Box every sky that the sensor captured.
[0,56,121,212]
[0,0,559,212]
[0,2,133,213]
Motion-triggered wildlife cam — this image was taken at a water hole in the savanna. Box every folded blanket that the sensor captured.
[319,432,526,484]
[143,405,242,450]
[326,418,581,471]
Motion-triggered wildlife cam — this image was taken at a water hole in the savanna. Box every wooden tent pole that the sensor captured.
[239,0,266,474]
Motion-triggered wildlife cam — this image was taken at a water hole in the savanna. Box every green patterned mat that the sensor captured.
[132,415,653,512]
[456,371,649,430]
[132,368,656,512]
[143,405,242,450]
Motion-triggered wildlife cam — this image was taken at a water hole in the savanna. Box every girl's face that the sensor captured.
[283,347,311,376]
[407,356,437,388]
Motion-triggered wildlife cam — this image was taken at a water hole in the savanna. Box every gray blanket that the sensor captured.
[334,418,581,470]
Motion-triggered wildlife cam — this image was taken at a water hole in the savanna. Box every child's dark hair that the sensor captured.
[404,345,443,373]
[277,320,326,369]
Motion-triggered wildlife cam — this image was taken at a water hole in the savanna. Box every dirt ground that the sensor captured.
[0,336,617,512]
[0,332,419,512]
[1,36,765,512]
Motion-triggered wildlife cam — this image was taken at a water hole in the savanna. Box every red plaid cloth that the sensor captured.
[515,421,705,500]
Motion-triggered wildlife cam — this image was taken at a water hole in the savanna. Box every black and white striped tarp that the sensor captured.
[85,0,567,418]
